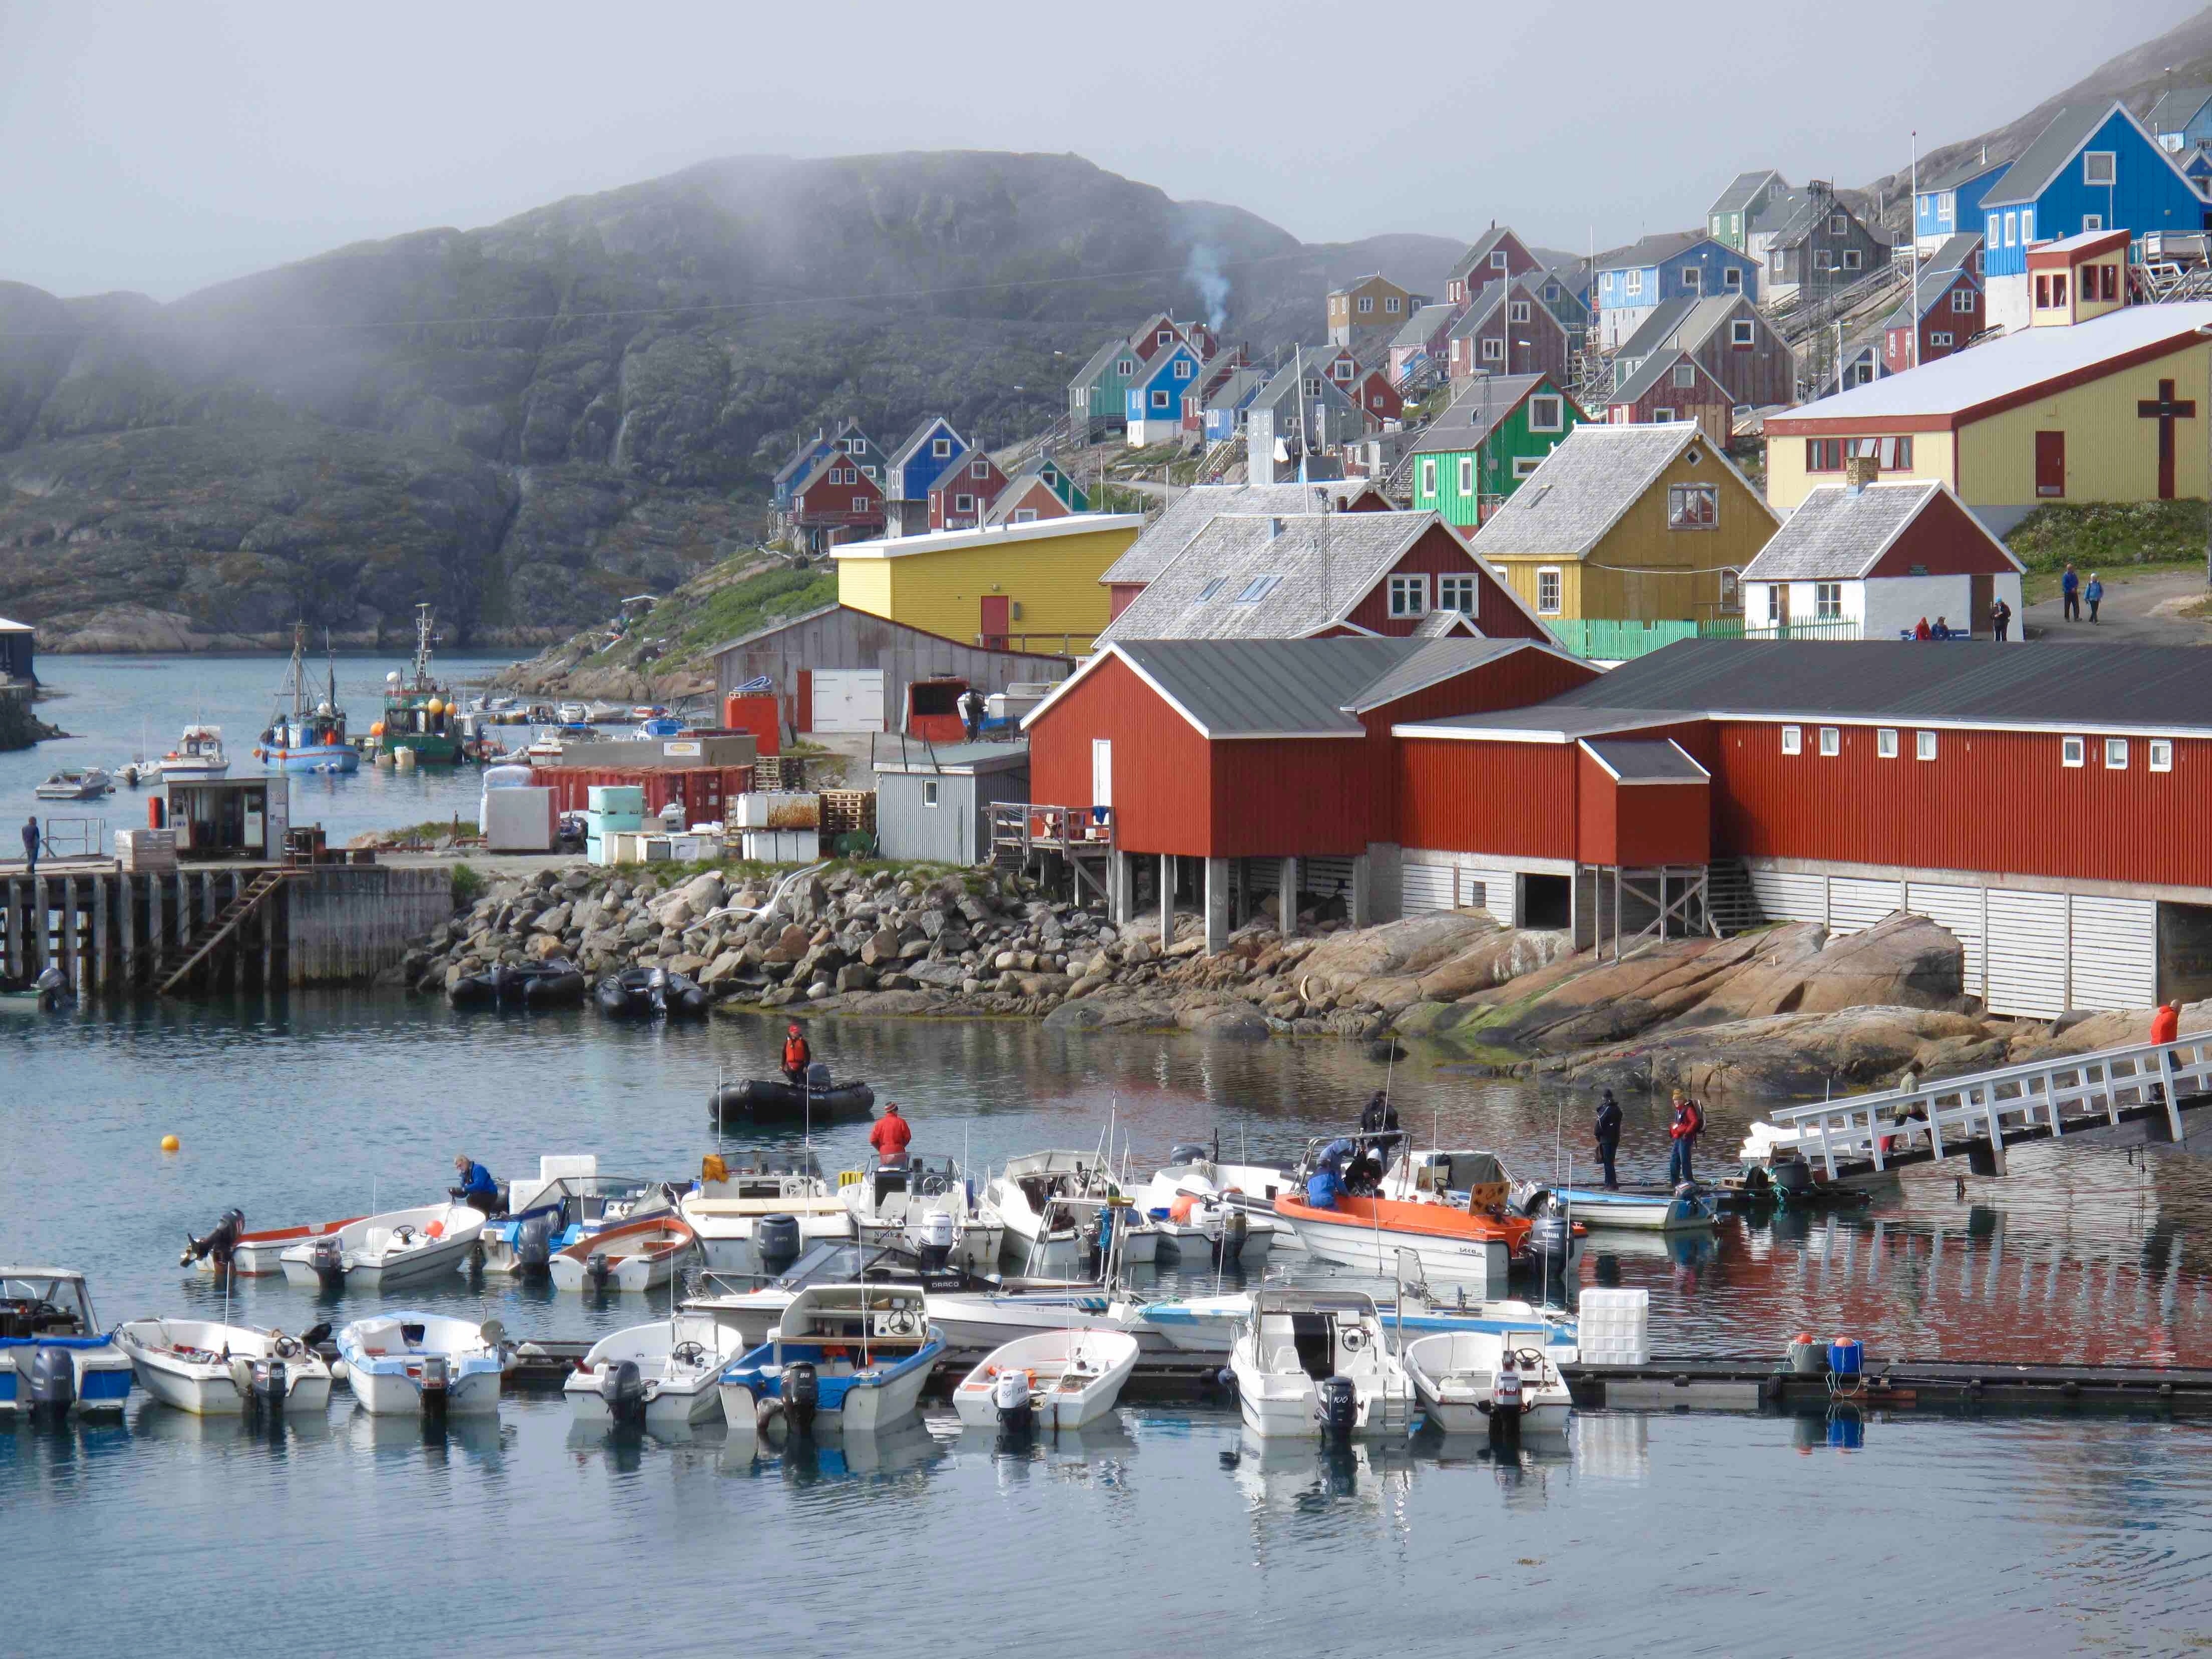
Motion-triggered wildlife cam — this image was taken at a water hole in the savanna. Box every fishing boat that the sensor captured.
[275,1202,487,1290]
[594,965,710,1019]
[547,1215,698,1293]
[1403,1327,1573,1436]
[33,767,112,800]
[180,1208,366,1277]
[677,1153,854,1270]
[0,1269,134,1415]
[253,626,359,773]
[717,1284,942,1437]
[1272,1137,1534,1291]
[477,1159,676,1277]
[951,1328,1140,1432]
[114,1319,333,1416]
[159,724,229,780]
[1227,1289,1417,1442]
[336,1313,504,1416]
[369,604,465,765]
[841,1156,1004,1274]
[564,1313,737,1429]
[984,1151,1160,1272]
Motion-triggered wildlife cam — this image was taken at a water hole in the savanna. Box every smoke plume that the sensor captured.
[1185,244,1230,332]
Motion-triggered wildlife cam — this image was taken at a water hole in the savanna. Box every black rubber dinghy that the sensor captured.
[711,1077,876,1126]
[594,967,711,1019]
[449,960,588,1010]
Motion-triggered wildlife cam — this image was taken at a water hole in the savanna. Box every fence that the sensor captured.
[37,816,106,859]
[1547,615,1866,661]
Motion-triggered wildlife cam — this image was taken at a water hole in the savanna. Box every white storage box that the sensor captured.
[741,828,820,864]
[1574,1286,1650,1366]
[483,786,557,852]
[734,791,820,830]
[114,828,178,873]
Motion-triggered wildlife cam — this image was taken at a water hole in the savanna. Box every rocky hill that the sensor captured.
[0,151,1459,653]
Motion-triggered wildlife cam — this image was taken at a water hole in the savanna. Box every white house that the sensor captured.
[1740,472,2024,641]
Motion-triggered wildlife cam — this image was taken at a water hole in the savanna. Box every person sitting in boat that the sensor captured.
[1305,1163,1347,1211]
[781,1023,812,1086]
[452,1154,503,1215]
[869,1101,913,1170]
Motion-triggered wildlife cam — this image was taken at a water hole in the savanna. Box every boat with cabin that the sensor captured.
[336,1313,505,1416]
[984,1151,1161,1273]
[677,1152,853,1271]
[841,1156,1004,1274]
[564,1314,739,1428]
[370,604,465,765]
[717,1283,942,1437]
[115,1319,333,1416]
[1228,1289,1417,1441]
[160,724,229,780]
[253,627,358,773]
[0,1269,134,1415]
[681,1238,968,1352]
[1272,1136,1537,1292]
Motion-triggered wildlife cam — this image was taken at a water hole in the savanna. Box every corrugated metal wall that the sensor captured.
[1398,739,1578,859]
[1029,655,1216,856]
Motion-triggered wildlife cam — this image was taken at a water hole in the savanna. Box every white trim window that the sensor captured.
[1818,726,1841,757]
[1529,395,1563,432]
[2082,214,2104,232]
[1652,407,1676,422]
[1724,266,1744,290]
[1536,567,1563,615]
[1151,389,1171,409]
[1173,359,1193,379]
[2005,210,2019,247]
[1012,508,1037,523]
[1388,573,1431,617]
[1357,295,1374,313]
[1954,289,1977,313]
[922,779,940,808]
[1667,483,1718,529]
[1116,358,1135,377]
[971,459,990,478]
[1829,213,1849,235]
[1386,296,1403,313]
[1626,269,1645,296]
[1843,249,1863,270]
[932,437,952,457]
[1814,582,1842,619]
[2106,737,2130,769]
[1513,455,1544,478]
[1673,363,1697,389]
[1877,728,1899,759]
[1766,586,1784,624]
[1682,266,1701,293]
[1509,300,1531,323]
[1458,456,1475,496]
[1439,573,1477,614]
[1730,319,1755,346]
[2151,740,2175,772]
[2084,151,2116,187]
[955,493,975,513]
[1931,331,1955,347]
[1420,457,1438,497]
[1917,730,1939,762]
[1781,724,1802,755]
[2062,735,2085,767]
[1482,337,1505,362]
[1491,250,1510,270]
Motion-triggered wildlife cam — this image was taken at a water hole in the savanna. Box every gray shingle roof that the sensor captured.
[1109,637,1524,736]
[1405,373,1550,458]
[1741,481,1943,581]
[1068,338,1127,393]
[1708,169,1782,215]
[1097,484,1357,585]
[1393,301,1458,350]
[1610,348,1721,409]
[1095,510,1433,643]
[1595,231,1706,272]
[1469,423,1770,558]
[1449,228,1523,285]
[1922,153,2011,194]
[2150,86,2212,134]
[1983,103,2140,209]
[1583,738,1708,781]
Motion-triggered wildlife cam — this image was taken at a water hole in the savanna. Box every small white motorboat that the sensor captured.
[278,1202,487,1290]
[336,1313,505,1416]
[478,1159,675,1277]
[0,1268,134,1415]
[841,1157,1004,1274]
[678,1155,853,1271]
[1403,1327,1573,1435]
[1524,1184,1717,1232]
[33,767,112,801]
[547,1215,697,1293]
[984,1152,1159,1274]
[1228,1289,1417,1442]
[718,1284,942,1437]
[683,1239,942,1353]
[115,1319,333,1416]
[951,1328,1140,1432]
[182,1209,367,1278]
[1135,1152,1287,1266]
[564,1313,738,1429]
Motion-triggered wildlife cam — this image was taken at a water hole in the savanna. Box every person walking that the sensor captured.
[957,686,987,742]
[1667,1090,1703,1187]
[21,814,37,879]
[2061,564,2081,621]
[2085,573,2104,624]
[1991,596,2012,642]
[1593,1088,1623,1191]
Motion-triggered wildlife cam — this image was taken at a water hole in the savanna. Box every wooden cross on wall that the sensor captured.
[2138,378,2198,500]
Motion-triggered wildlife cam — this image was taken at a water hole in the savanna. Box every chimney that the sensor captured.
[1844,454,1879,492]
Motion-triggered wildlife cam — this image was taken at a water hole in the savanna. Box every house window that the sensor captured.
[1513,455,1544,478]
[1931,331,1954,347]
[2106,737,2130,769]
[1198,577,1229,601]
[1724,266,1744,290]
[1877,728,1899,759]
[1174,359,1192,379]
[972,460,990,478]
[2061,735,2085,767]
[1767,585,1784,624]
[1843,249,1863,270]
[1673,364,1697,388]
[1458,457,1475,496]
[1818,726,1841,756]
[1491,250,1510,270]
[1829,213,1849,235]
[1668,483,1718,529]
[1721,567,1739,607]
[1626,269,1644,296]
[2084,151,2116,186]
[922,780,940,808]
[1815,250,1836,271]
[2004,211,2019,246]
[851,494,869,511]
[1509,300,1531,323]
[1439,574,1477,614]
[2082,213,2103,233]
[1529,395,1563,431]
[1806,438,1844,472]
[1117,359,1134,377]
[1653,408,1676,422]
[1157,329,1174,345]
[1303,377,1324,397]
[1386,296,1402,313]
[1815,582,1842,619]
[1916,730,1939,761]
[1482,338,1505,362]
[1536,568,1562,614]
[955,493,975,513]
[1545,282,1561,301]
[1333,360,1352,380]
[1013,509,1037,523]
[1358,295,1374,313]
[1236,575,1282,604]
[1781,725,1802,755]
[1151,390,1170,409]
[1731,319,1755,346]
[1420,458,1438,496]
[932,437,951,457]
[1388,574,1431,617]
[2151,740,2174,772]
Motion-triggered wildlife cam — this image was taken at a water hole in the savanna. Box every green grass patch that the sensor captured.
[660,566,836,663]
[2008,501,2212,575]
[451,863,485,907]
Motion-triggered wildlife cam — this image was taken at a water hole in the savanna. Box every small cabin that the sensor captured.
[872,740,1029,865]
[161,775,290,860]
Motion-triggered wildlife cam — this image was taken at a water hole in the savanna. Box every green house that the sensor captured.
[1407,373,1590,527]
[1067,339,1141,443]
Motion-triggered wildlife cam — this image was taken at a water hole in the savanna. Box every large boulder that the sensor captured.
[1293,912,1500,997]
[1696,912,1964,1022]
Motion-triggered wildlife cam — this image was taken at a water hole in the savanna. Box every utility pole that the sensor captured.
[1909,130,1921,371]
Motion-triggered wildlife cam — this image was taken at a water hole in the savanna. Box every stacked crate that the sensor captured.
[1574,1287,1650,1366]
[585,784,647,865]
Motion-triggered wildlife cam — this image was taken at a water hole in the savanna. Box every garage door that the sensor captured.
[1748,869,1826,925]
[1905,882,1986,1003]
[1829,876,1904,936]
[1986,889,2069,1019]
[2069,895,2155,1012]
[811,669,886,733]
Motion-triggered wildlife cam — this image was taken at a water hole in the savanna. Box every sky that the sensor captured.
[2,0,2204,301]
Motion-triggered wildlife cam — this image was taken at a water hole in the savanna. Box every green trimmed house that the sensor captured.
[1067,339,1141,443]
[1406,374,1590,528]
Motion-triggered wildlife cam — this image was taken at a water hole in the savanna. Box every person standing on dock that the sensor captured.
[781,1022,812,1087]
[21,814,37,878]
[2152,1001,2182,1101]
[1593,1089,1622,1190]
[1667,1090,1702,1187]
[958,686,987,742]
[870,1101,912,1170]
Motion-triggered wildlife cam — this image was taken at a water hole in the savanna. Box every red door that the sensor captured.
[2035,431,2066,498]
[979,595,1010,649]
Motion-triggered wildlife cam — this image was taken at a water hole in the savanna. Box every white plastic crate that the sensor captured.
[1574,1288,1649,1366]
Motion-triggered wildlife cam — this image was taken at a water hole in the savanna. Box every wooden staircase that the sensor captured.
[155,870,293,995]
[1703,859,1767,939]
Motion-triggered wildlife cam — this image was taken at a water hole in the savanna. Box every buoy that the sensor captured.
[160,1134,180,1153]
[369,720,385,737]
[426,697,445,717]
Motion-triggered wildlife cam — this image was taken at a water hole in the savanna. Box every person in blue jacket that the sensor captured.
[2085,573,2104,624]
[1305,1165,1347,1210]
[452,1154,501,1214]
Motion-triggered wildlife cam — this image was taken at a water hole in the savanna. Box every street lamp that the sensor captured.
[2198,320,2212,587]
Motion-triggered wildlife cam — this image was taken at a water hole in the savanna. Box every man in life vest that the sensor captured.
[781,1023,811,1086]
[2152,1000,2182,1101]
[870,1102,913,1169]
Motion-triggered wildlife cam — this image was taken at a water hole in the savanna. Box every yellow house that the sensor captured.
[832,513,1145,654]
[1766,294,2212,527]
[1467,422,1777,624]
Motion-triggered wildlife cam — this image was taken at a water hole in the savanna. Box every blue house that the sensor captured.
[1593,232,1759,349]
[2149,85,2212,152]
[1124,341,1200,447]
[771,429,837,514]
[1913,154,2010,253]
[881,415,965,536]
[1201,367,1267,442]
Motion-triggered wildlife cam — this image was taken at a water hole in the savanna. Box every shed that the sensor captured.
[0,616,31,684]
[872,739,1030,865]
[162,775,290,861]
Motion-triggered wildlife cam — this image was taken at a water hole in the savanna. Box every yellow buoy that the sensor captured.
[426,697,445,717]
[160,1134,180,1153]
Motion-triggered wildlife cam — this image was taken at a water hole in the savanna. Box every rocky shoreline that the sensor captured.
[392,862,2166,1101]
[28,605,572,656]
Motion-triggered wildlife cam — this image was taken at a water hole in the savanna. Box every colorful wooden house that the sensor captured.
[1201,367,1269,443]
[1979,101,2208,333]
[834,512,1145,655]
[1913,154,2010,253]
[984,469,1076,526]
[1445,227,1542,308]
[928,446,1009,532]
[789,446,887,550]
[1593,233,1758,349]
[1746,183,1891,302]
[1126,340,1202,446]
[1446,273,1574,385]
[1068,339,1140,443]
[772,428,839,515]
[2150,86,2212,153]
[1706,169,1785,252]
[2028,228,2130,326]
[1244,360,1369,483]
[1328,274,1417,348]
[1881,234,1985,374]
[883,416,966,539]
[1467,422,1776,625]
[1611,293,1796,412]
[1390,302,1459,389]
[1606,350,1738,450]
[1180,351,1248,442]
[1097,483,1392,620]
[1407,374,1589,527]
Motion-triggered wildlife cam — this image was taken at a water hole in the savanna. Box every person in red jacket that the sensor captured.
[869,1102,913,1169]
[2152,1001,2182,1103]
[1667,1090,1703,1186]
[780,1023,811,1086]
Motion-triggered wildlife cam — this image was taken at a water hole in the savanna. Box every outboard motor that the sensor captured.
[1216,1206,1250,1266]
[917,1210,956,1274]
[600,1359,646,1426]
[418,1352,450,1419]
[28,1345,76,1414]
[514,1214,555,1276]
[648,966,670,1015]
[1168,1143,1208,1168]
[757,1214,801,1272]
[993,1366,1034,1432]
[1673,1181,1701,1202]
[1487,1359,1524,1448]
[309,1235,347,1288]
[782,1360,819,1436]
[34,963,71,1011]
[252,1357,288,1414]
[1315,1374,1358,1442]
[1528,1213,1572,1268]
[586,1251,613,1292]
[182,1207,247,1270]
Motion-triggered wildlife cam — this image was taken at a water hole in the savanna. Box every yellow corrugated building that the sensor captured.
[833,514,1144,654]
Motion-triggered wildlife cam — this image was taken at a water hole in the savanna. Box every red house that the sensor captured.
[929,446,1009,531]
[1882,239,1985,375]
[1606,350,1738,450]
[790,449,885,550]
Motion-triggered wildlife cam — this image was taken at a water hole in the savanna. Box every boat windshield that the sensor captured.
[0,1275,95,1336]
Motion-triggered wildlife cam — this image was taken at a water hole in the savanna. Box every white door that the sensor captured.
[2069,896,2156,1011]
[811,669,886,733]
[1091,739,1113,807]
[1986,889,2070,1018]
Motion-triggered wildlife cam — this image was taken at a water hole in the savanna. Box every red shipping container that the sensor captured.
[723,695,782,755]
[535,765,755,819]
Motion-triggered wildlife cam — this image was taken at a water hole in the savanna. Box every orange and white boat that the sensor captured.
[547,1214,698,1293]
[1271,1190,1533,1290]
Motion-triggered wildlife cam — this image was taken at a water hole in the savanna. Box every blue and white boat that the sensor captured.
[718,1283,941,1436]
[1534,1185,1717,1232]
[0,1269,134,1414]
[253,626,359,774]
[335,1312,504,1416]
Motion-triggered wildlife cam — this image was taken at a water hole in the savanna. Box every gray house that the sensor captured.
[872,739,1030,865]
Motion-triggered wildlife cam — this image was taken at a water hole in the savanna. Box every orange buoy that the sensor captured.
[160,1135,180,1153]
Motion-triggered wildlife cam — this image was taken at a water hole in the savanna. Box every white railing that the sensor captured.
[1745,1038,2212,1179]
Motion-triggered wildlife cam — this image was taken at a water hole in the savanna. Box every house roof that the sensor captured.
[1582,737,1709,782]
[1983,101,2188,209]
[1328,272,1403,297]
[831,512,1143,560]
[1393,301,1458,349]
[1468,422,1774,557]
[791,448,870,495]
[1250,356,1359,414]
[1449,228,1523,285]
[1610,348,1726,409]
[926,444,998,498]
[1394,702,1693,743]
[873,738,1030,776]
[1752,186,1886,250]
[1614,294,1755,366]
[773,430,830,487]
[1406,373,1553,457]
[1742,480,2024,582]
[886,417,962,472]
[1067,338,1127,393]
[1098,483,1364,586]
[1595,231,1707,273]
[2149,86,2212,134]
[1920,153,2012,195]
[1767,298,2212,433]
[1203,367,1269,413]
[981,472,1065,526]
[1708,169,1783,215]
[0,616,32,634]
